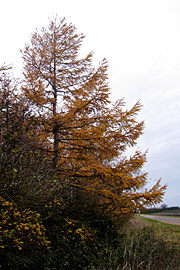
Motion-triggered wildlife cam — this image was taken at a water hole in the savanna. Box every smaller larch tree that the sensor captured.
[20,17,166,218]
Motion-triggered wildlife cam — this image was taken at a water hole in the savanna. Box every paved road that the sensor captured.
[141,215,180,226]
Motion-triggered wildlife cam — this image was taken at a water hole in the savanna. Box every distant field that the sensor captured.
[146,210,180,216]
[161,209,180,213]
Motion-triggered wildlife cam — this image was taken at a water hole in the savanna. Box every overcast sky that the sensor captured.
[1,0,180,206]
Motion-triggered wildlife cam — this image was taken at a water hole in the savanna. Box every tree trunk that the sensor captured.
[53,125,59,170]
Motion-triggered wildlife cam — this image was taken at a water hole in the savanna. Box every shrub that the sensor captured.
[0,196,50,269]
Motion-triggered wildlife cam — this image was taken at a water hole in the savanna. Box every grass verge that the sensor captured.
[139,215,180,248]
[88,216,180,270]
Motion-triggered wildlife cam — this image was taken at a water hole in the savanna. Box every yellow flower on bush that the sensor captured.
[0,196,50,250]
[2,201,11,206]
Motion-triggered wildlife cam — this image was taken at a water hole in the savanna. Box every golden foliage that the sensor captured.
[20,17,166,216]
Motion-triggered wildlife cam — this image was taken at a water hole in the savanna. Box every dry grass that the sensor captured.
[88,216,180,270]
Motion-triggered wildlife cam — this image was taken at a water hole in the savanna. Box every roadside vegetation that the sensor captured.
[140,216,180,248]
[1,17,177,269]
[90,217,180,270]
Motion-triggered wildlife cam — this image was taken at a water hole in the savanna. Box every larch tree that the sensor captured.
[21,17,166,216]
